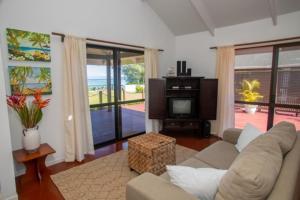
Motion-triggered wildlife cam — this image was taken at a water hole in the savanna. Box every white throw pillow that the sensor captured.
[167,166,227,200]
[235,123,262,152]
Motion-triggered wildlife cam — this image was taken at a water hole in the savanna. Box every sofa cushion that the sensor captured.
[267,121,297,155]
[167,166,227,200]
[235,123,262,152]
[127,172,198,200]
[194,141,239,169]
[266,133,300,200]
[222,128,243,144]
[160,158,213,180]
[215,134,283,200]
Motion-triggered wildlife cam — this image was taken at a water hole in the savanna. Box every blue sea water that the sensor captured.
[25,83,46,88]
[8,45,50,52]
[88,78,126,90]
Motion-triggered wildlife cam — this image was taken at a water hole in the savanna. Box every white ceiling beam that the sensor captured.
[267,0,278,25]
[190,0,215,36]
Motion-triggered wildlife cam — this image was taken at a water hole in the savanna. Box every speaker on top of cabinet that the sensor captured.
[177,61,181,76]
[182,61,186,75]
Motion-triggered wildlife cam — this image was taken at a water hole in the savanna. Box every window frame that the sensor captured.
[234,41,300,130]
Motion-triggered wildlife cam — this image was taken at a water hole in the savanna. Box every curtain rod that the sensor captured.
[209,36,300,50]
[52,32,164,52]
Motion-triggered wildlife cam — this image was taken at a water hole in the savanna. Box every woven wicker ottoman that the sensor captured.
[128,133,176,175]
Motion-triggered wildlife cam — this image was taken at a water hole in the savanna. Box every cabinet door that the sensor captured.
[148,78,166,119]
[199,79,218,120]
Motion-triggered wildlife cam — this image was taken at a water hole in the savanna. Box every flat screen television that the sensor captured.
[168,97,196,118]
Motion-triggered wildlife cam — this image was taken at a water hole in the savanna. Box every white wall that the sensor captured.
[175,11,300,134]
[0,0,175,174]
[176,11,300,78]
[0,43,17,199]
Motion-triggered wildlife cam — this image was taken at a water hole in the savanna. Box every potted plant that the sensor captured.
[239,79,263,114]
[7,89,50,153]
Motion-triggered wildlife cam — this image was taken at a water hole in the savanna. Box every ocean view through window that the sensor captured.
[86,45,145,146]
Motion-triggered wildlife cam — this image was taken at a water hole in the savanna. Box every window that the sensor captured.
[234,43,300,131]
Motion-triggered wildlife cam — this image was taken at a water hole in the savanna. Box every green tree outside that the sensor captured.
[122,64,145,85]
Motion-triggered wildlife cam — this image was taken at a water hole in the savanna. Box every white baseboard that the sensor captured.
[211,131,217,136]
[4,194,18,200]
[15,169,25,178]
[46,157,65,168]
[15,157,65,177]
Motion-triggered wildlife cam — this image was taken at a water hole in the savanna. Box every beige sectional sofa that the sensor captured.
[126,123,300,200]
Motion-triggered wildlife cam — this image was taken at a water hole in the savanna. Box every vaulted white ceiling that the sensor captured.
[145,0,300,36]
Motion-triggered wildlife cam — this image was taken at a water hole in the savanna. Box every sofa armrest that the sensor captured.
[126,172,198,200]
[223,128,243,144]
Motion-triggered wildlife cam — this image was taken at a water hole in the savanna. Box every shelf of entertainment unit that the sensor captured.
[163,76,204,79]
[165,95,195,98]
[165,118,201,122]
[163,119,201,130]
[167,89,200,91]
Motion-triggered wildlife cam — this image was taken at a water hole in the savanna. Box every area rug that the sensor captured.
[51,145,197,200]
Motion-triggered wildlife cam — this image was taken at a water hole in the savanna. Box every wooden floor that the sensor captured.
[91,106,145,144]
[16,132,219,200]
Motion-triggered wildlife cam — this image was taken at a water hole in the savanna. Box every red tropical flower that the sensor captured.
[32,89,50,109]
[6,93,26,109]
[6,89,50,129]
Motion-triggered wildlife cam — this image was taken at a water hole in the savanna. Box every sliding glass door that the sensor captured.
[119,51,145,138]
[234,43,300,131]
[87,47,116,145]
[273,44,300,130]
[86,45,145,146]
[234,47,273,131]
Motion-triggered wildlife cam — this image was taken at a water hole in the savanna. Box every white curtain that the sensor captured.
[144,48,160,133]
[215,46,235,137]
[63,36,94,162]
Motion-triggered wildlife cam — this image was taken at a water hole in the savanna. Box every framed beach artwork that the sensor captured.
[9,66,52,95]
[7,28,51,62]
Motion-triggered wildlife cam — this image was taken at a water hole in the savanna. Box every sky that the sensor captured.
[87,65,108,78]
[87,65,128,79]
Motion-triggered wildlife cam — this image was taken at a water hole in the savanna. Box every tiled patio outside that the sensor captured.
[235,106,300,131]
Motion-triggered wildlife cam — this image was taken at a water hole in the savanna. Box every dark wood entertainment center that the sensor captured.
[149,76,218,136]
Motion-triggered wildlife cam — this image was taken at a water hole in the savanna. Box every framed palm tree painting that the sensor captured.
[9,66,52,95]
[7,28,51,62]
